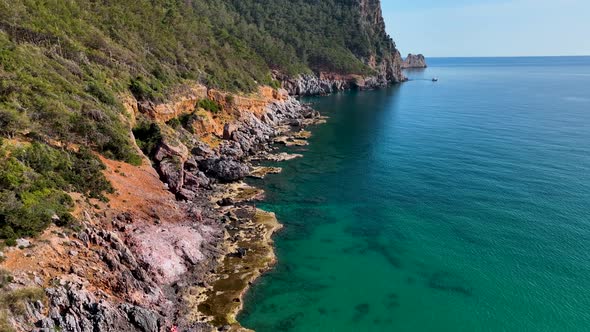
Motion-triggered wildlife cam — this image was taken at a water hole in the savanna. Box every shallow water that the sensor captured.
[239,57,590,331]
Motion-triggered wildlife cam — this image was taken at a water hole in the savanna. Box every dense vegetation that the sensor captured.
[0,140,112,243]
[0,0,397,241]
[224,0,397,75]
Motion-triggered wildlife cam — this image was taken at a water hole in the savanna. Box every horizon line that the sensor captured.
[422,55,590,59]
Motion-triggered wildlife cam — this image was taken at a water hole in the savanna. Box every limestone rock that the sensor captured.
[42,281,139,332]
[16,238,31,248]
[223,123,238,140]
[198,158,250,183]
[136,84,207,122]
[154,140,189,163]
[402,53,427,68]
[191,142,216,158]
[122,304,161,332]
[158,158,184,194]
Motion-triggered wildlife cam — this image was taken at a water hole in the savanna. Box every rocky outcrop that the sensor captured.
[198,157,250,182]
[402,53,428,68]
[278,53,405,96]
[153,140,189,195]
[136,85,208,123]
[185,94,318,184]
[39,281,160,332]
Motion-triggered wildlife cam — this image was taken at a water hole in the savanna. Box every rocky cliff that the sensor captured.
[278,51,405,96]
[275,60,406,96]
[402,54,428,68]
[277,0,406,96]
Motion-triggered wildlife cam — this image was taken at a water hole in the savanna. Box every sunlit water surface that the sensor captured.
[239,57,590,331]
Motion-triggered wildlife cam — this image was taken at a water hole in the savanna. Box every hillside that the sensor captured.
[0,0,403,243]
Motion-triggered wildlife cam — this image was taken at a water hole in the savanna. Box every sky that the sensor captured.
[382,0,590,57]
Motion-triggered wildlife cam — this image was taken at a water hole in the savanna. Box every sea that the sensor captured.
[238,56,590,331]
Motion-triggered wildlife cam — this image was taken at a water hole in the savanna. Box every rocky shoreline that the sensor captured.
[0,86,325,332]
[170,97,326,331]
[275,50,407,96]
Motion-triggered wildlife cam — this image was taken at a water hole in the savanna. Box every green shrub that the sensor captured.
[66,147,114,198]
[197,99,221,114]
[166,118,181,129]
[4,188,73,238]
[269,80,282,90]
[129,77,152,101]
[225,94,235,104]
[0,143,111,240]
[132,119,162,158]
[0,224,16,246]
[125,154,144,166]
[3,239,16,248]
[12,143,113,199]
[85,81,116,105]
[129,77,165,102]
[178,113,201,134]
[0,109,29,138]
[0,270,13,289]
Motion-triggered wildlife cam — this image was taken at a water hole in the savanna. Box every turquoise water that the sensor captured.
[239,57,590,331]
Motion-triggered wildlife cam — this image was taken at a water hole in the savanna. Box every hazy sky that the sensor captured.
[382,0,590,57]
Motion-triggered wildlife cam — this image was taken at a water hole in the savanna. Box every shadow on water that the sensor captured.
[426,272,473,297]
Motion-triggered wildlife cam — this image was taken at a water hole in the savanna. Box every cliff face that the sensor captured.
[402,54,428,68]
[279,58,404,96]
[279,0,406,96]
[353,0,406,83]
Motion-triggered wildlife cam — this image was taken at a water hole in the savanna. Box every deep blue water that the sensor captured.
[239,56,590,331]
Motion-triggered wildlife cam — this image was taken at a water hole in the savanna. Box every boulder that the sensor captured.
[16,238,31,248]
[223,123,238,140]
[191,142,216,158]
[122,304,161,332]
[158,158,184,193]
[198,158,249,182]
[217,197,235,207]
[177,188,196,201]
[43,282,137,332]
[184,157,200,172]
[184,171,211,190]
[154,140,189,163]
[234,247,247,258]
[219,141,245,159]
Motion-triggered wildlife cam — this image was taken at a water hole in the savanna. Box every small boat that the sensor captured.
[432,77,439,82]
